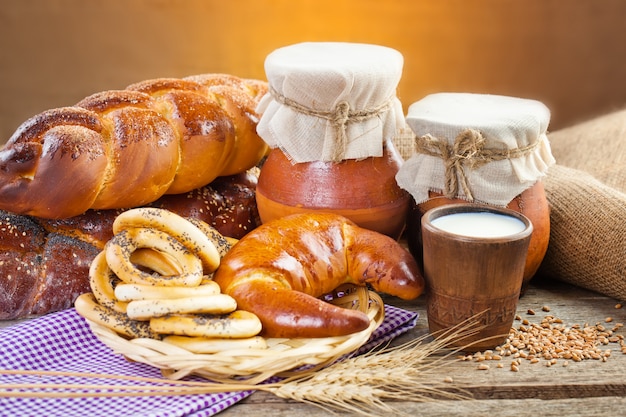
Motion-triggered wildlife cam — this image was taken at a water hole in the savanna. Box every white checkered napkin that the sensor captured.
[0,305,418,417]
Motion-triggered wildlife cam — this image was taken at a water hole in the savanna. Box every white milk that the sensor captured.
[430,211,527,238]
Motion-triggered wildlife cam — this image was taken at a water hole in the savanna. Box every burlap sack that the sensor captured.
[537,108,626,301]
[548,109,626,192]
[539,164,626,300]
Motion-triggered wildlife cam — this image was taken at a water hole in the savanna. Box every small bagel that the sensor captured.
[163,335,268,353]
[150,310,262,338]
[126,294,237,320]
[130,248,182,276]
[105,227,203,287]
[115,281,221,302]
[74,293,160,339]
[113,208,221,273]
[186,217,234,258]
[89,251,128,313]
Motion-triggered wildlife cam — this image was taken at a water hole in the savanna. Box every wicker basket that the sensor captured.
[86,285,385,385]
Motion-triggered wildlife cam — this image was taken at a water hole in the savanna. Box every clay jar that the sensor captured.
[256,140,410,240]
[254,42,409,240]
[395,93,556,289]
[406,181,550,290]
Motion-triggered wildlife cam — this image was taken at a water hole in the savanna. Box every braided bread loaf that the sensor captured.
[0,170,260,320]
[0,74,268,219]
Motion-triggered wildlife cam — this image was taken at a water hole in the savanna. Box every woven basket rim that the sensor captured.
[87,285,385,385]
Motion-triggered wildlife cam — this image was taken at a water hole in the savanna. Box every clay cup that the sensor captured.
[421,204,533,351]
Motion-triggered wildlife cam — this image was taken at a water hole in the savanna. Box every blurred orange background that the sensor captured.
[1,0,625,143]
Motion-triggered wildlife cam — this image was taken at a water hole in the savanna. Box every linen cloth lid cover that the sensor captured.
[395,92,556,206]
[255,42,406,163]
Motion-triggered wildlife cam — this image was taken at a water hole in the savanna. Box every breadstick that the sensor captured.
[114,281,221,302]
[126,294,237,320]
[150,310,262,338]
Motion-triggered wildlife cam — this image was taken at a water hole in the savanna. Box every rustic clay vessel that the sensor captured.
[421,204,533,351]
[256,140,410,240]
[406,180,550,290]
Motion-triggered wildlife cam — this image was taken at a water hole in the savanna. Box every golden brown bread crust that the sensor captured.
[0,107,110,219]
[0,74,268,219]
[212,213,425,338]
[0,171,261,320]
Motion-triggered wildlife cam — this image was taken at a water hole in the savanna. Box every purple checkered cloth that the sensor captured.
[0,305,417,417]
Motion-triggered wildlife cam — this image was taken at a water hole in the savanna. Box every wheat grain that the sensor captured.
[467,310,624,370]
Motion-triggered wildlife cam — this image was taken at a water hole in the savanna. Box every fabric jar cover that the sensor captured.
[395,93,556,206]
[255,42,406,163]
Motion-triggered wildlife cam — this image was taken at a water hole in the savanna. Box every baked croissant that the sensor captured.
[213,213,425,338]
[0,73,268,219]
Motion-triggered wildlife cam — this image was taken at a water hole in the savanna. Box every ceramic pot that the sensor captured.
[406,180,550,289]
[256,140,410,240]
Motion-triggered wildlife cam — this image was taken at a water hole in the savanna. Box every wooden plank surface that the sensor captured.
[218,278,626,416]
[219,396,626,417]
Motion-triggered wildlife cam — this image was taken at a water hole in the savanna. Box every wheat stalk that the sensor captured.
[270,321,481,416]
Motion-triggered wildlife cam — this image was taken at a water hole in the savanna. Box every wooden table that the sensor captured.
[217,279,626,417]
[1,279,625,416]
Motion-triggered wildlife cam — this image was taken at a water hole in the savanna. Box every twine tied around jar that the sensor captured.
[269,87,394,161]
[414,129,541,202]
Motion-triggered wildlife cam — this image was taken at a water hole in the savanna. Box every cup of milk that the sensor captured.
[421,204,533,351]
